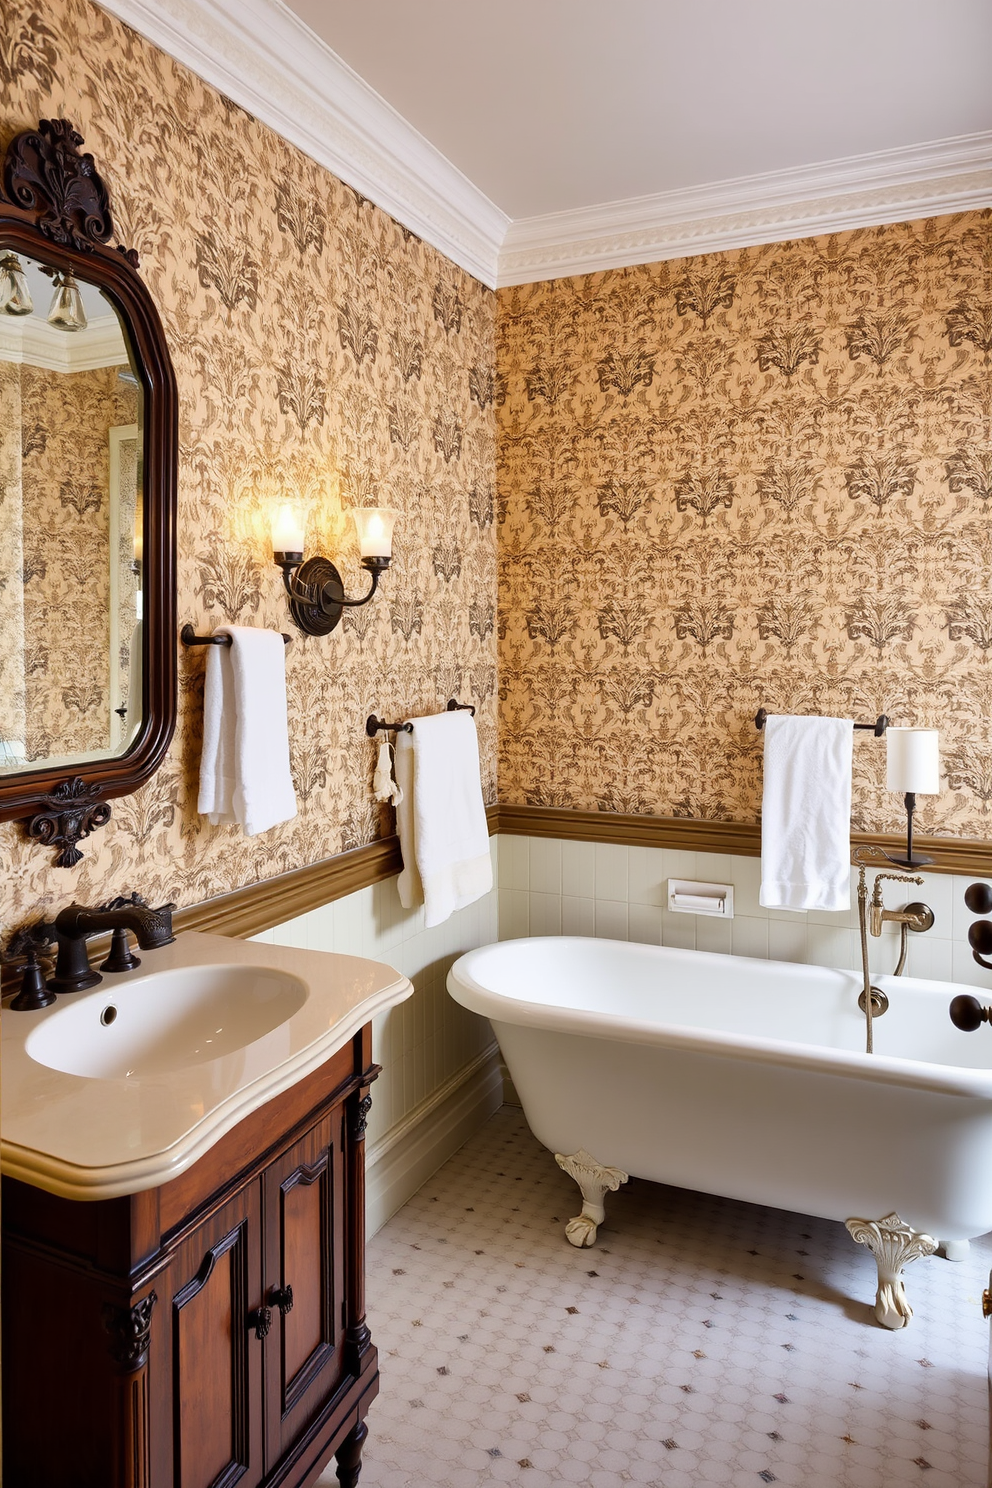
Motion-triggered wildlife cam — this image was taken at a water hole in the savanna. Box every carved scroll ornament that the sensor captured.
[2,118,115,252]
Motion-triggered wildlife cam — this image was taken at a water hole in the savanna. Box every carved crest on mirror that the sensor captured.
[0,119,177,865]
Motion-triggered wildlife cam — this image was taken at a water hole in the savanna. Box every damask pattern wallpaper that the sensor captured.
[497,215,992,840]
[1,0,497,925]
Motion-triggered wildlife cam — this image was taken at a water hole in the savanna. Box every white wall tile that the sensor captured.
[628,845,666,906]
[562,894,595,936]
[767,917,808,964]
[594,842,628,902]
[660,910,695,951]
[561,839,596,898]
[498,888,530,940]
[731,915,769,960]
[529,892,562,937]
[628,903,662,945]
[806,924,857,971]
[271,914,309,949]
[528,836,562,896]
[695,914,733,956]
[499,833,530,891]
[594,898,628,940]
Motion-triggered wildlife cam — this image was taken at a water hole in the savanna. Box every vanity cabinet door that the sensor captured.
[262,1106,347,1468]
[166,1183,264,1488]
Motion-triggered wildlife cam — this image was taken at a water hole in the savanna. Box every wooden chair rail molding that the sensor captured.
[167,803,990,946]
[493,804,992,879]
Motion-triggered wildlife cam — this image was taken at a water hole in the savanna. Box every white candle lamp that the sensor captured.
[884,727,940,867]
[270,502,306,562]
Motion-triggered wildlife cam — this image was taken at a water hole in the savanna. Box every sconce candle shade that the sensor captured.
[270,503,306,559]
[46,269,87,331]
[0,251,33,315]
[886,728,940,794]
[351,506,397,560]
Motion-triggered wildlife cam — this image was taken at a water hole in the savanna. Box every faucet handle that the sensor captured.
[4,923,58,1011]
[97,891,149,913]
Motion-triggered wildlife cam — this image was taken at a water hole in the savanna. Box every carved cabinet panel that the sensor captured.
[263,1109,347,1465]
[1,1028,379,1488]
[168,1187,263,1488]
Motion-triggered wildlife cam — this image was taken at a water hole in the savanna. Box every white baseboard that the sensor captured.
[365,1045,504,1237]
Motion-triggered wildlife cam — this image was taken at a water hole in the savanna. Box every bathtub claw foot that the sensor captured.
[845,1212,937,1329]
[555,1149,629,1248]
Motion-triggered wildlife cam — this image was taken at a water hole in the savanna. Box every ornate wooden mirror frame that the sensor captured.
[0,118,177,865]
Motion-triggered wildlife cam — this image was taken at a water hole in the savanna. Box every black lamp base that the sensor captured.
[882,790,932,870]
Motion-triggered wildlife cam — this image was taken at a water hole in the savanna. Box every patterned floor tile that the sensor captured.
[318,1107,991,1487]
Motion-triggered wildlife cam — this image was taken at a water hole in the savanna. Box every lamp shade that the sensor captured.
[270,502,306,554]
[351,506,397,560]
[886,727,940,795]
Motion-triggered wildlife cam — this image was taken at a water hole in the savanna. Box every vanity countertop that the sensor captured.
[1,930,412,1201]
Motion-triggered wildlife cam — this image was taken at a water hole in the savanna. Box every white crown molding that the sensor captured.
[498,132,992,286]
[0,313,128,371]
[94,0,508,287]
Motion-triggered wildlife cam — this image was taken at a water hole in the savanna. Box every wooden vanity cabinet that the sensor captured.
[1,1026,379,1488]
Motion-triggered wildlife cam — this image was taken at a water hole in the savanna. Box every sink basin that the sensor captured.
[25,964,309,1079]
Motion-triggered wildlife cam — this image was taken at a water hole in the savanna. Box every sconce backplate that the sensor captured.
[287,556,344,636]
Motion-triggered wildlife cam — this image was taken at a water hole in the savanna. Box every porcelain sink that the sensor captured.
[25,964,309,1079]
[3,930,413,1200]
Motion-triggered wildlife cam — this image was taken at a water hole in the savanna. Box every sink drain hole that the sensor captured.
[100,1005,118,1027]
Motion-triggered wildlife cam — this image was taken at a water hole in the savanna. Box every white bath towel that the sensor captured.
[394,711,492,927]
[197,626,296,837]
[759,714,854,912]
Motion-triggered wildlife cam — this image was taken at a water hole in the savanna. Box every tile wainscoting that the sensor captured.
[497,835,992,992]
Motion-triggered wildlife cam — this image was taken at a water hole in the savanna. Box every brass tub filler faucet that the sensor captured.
[854,853,934,1053]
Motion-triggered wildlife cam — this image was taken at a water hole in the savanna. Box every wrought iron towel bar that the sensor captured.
[755,707,888,735]
[181,623,291,647]
[366,699,476,737]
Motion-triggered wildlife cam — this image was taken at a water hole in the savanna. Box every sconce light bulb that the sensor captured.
[351,506,398,561]
[270,502,306,558]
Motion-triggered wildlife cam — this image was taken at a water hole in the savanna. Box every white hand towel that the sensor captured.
[759,714,854,912]
[197,626,296,837]
[394,711,492,927]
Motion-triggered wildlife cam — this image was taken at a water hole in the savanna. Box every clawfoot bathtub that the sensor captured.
[447,936,992,1329]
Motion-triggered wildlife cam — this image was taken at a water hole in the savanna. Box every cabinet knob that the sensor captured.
[248,1305,271,1340]
[269,1284,294,1316]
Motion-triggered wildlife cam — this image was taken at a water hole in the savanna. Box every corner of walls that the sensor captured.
[264,839,503,1233]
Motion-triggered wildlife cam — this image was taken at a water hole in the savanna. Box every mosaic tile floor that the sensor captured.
[320,1107,992,1488]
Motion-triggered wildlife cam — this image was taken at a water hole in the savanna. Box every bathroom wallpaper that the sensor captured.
[497,214,992,842]
[0,359,25,755]
[0,0,498,929]
[19,362,137,761]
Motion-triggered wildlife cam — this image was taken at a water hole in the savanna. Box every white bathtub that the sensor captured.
[447,935,992,1327]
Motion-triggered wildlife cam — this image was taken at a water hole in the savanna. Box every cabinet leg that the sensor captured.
[335,1419,369,1488]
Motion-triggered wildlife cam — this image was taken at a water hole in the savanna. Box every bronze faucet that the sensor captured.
[853,855,934,1053]
[48,893,176,995]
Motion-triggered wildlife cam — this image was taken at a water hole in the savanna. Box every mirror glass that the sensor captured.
[0,250,144,775]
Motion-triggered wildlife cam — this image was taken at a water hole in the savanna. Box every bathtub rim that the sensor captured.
[447,936,992,1102]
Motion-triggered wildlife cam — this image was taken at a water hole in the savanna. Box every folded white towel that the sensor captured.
[197,626,296,837]
[394,711,492,927]
[759,714,854,912]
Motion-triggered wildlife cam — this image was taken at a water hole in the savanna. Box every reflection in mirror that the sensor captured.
[0,251,144,774]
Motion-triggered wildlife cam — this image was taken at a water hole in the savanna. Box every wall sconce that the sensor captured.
[0,252,33,315]
[272,504,397,636]
[885,727,940,867]
[42,265,87,331]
